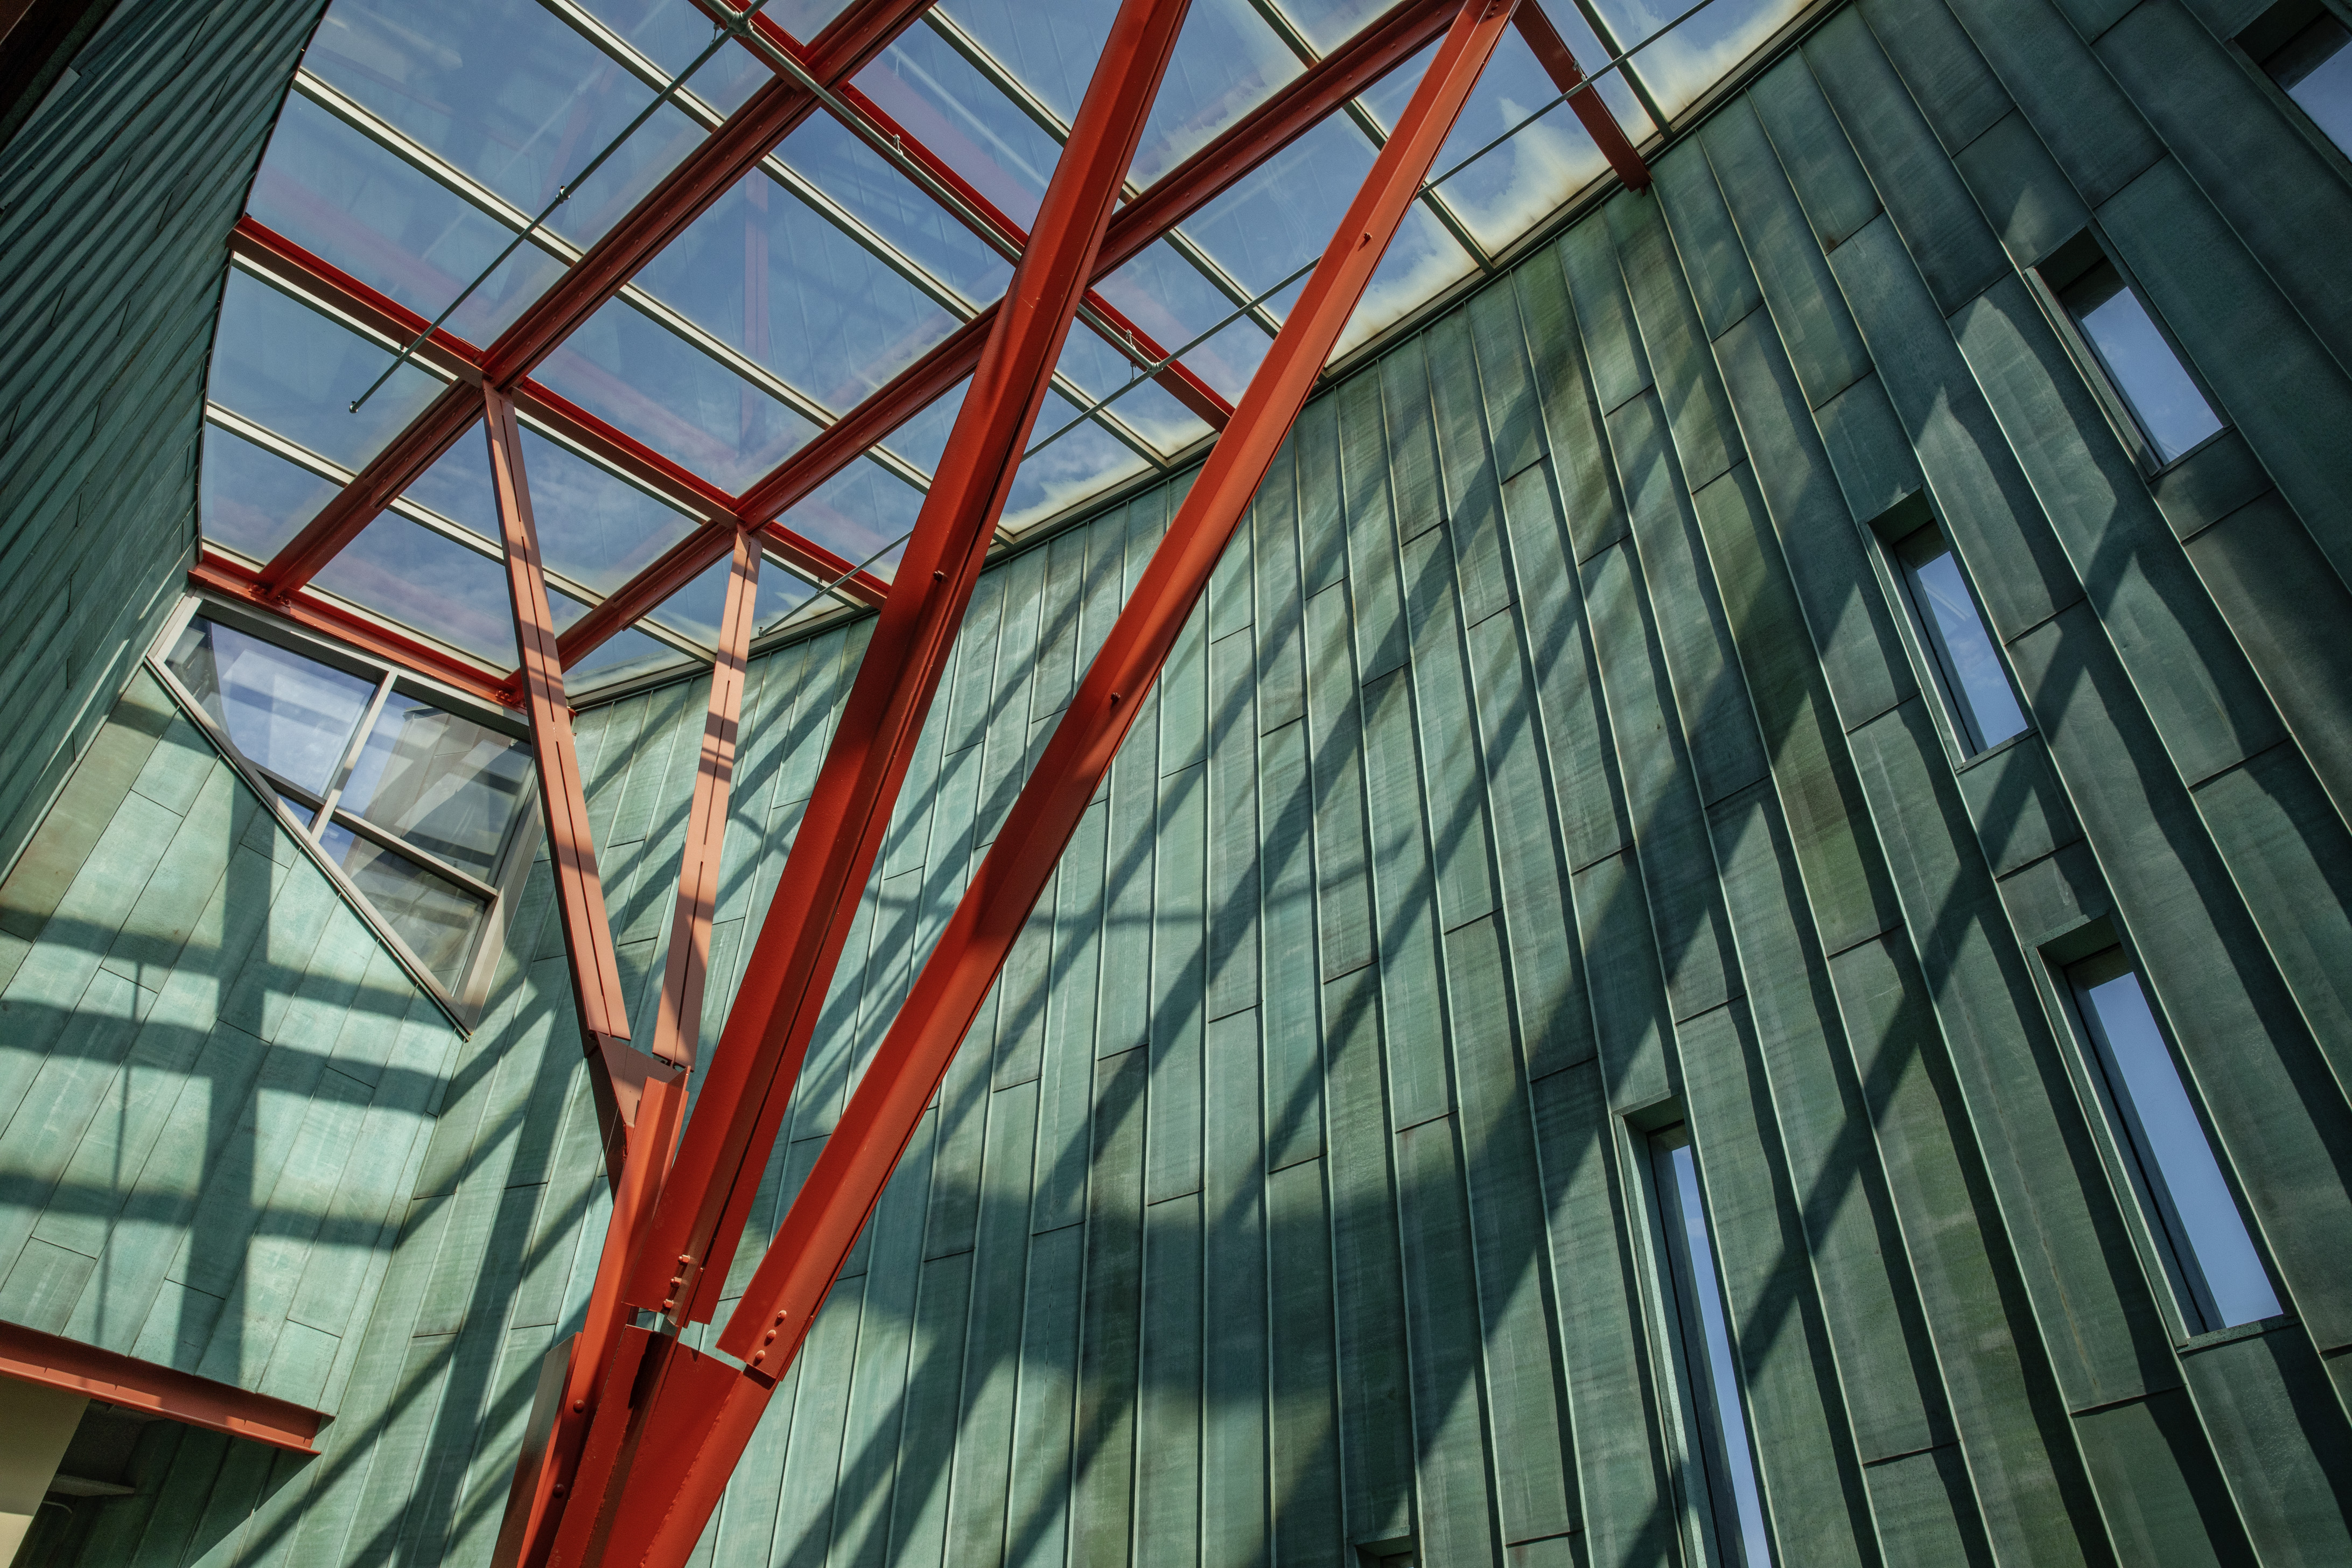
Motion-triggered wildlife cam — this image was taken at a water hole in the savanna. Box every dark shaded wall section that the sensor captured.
[0,0,329,883]
[5,0,2352,1558]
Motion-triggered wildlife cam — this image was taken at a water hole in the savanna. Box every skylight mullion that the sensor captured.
[534,0,731,127]
[302,65,952,481]
[292,71,587,265]
[919,9,1076,152]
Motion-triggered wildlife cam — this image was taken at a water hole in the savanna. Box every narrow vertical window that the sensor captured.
[1892,524,2028,754]
[2068,949,2283,1331]
[2051,258,2224,464]
[2243,0,2352,153]
[1650,1126,1772,1567]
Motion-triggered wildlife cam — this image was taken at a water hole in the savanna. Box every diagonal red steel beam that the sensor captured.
[492,529,762,1568]
[254,0,937,600]
[549,9,1521,1559]
[617,0,1201,1351]
[487,384,679,1185]
[563,0,1459,667]
[1515,1,1650,189]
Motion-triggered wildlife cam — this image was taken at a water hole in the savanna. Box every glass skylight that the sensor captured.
[204,0,1814,696]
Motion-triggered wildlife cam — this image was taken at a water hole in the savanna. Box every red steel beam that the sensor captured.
[1514,1,1650,190]
[493,530,762,1568]
[0,1319,324,1454]
[619,0,1199,1349]
[568,0,1458,667]
[487,385,678,1179]
[553,9,1520,1557]
[253,0,937,599]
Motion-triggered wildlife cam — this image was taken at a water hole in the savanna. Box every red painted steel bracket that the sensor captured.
[0,1320,323,1454]
[1514,1,1651,189]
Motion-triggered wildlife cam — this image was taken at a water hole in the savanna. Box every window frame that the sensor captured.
[146,591,541,1028]
[1632,1116,1773,1568]
[2028,229,2230,476]
[1865,494,2035,768]
[2033,927,2287,1342]
[2233,0,2352,176]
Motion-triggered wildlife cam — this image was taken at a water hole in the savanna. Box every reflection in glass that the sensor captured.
[779,115,1013,308]
[510,429,698,592]
[2057,261,2223,464]
[314,514,519,664]
[1584,0,1809,121]
[880,378,969,475]
[1183,117,1376,296]
[537,297,816,491]
[166,619,377,794]
[1895,528,2027,754]
[339,699,531,876]
[1130,0,1303,187]
[245,95,567,343]
[1651,1128,1772,1568]
[856,25,1059,227]
[209,270,444,473]
[2260,7,2352,153]
[200,423,341,561]
[636,170,962,410]
[2069,952,2282,1331]
[318,819,485,988]
[1094,244,1274,401]
[305,0,706,249]
[774,458,923,573]
[1002,388,1151,530]
[570,623,690,688]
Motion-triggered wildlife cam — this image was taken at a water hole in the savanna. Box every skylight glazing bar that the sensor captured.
[256,0,939,601]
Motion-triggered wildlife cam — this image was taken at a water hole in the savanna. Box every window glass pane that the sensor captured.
[1094,243,1275,402]
[166,618,377,794]
[935,0,1116,125]
[855,25,1059,229]
[208,271,445,473]
[338,698,531,877]
[1898,535,2027,753]
[200,423,341,561]
[313,514,519,665]
[774,457,923,575]
[1586,0,1809,121]
[880,377,969,476]
[1051,330,1214,455]
[644,554,821,645]
[2264,11,2352,152]
[778,115,1013,308]
[574,0,769,116]
[1181,117,1376,299]
[2060,264,2224,463]
[535,298,817,491]
[305,0,708,250]
[1131,0,1305,187]
[245,94,567,344]
[512,429,701,594]
[2074,961,2283,1329]
[318,820,485,988]
[1277,0,1402,52]
[1004,389,1153,531]
[634,170,964,411]
[1653,1132,1772,1567]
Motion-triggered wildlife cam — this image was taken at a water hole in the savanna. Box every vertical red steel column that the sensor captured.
[540,7,1521,1565]
[491,528,762,1568]
[622,0,1200,1334]
[487,387,674,1173]
[1514,1,1650,188]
